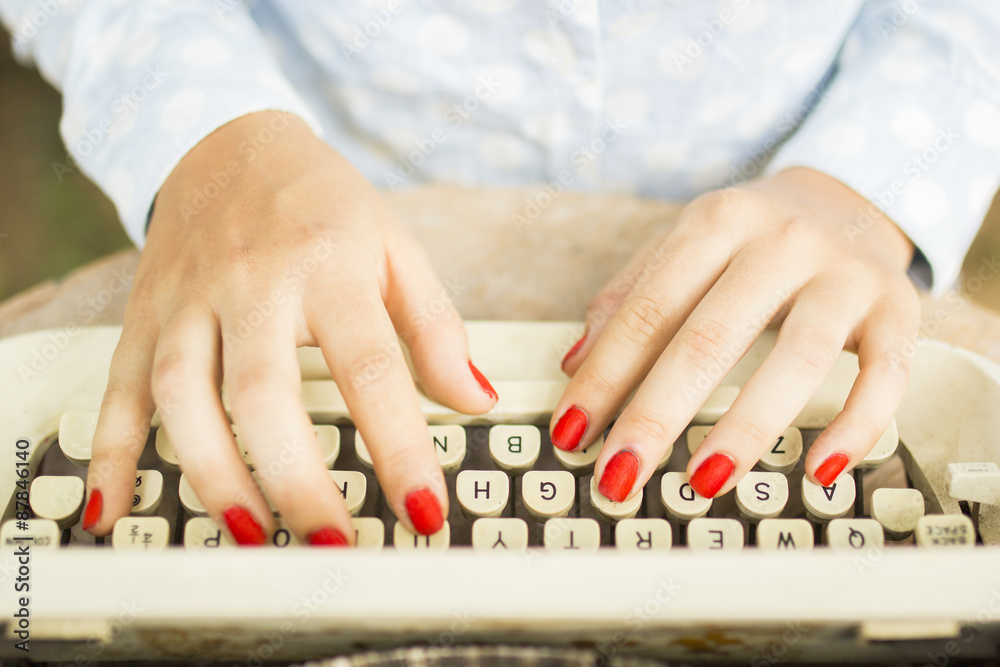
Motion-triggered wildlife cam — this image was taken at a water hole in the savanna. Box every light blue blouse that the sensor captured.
[4,0,999,293]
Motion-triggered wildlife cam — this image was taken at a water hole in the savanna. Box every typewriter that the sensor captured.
[1,320,999,665]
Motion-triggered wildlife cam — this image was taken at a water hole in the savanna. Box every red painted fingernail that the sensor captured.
[223,506,266,546]
[552,406,588,451]
[690,453,735,498]
[598,450,639,502]
[468,361,498,401]
[814,452,850,487]
[405,487,444,535]
[82,489,102,530]
[561,332,587,372]
[307,527,350,547]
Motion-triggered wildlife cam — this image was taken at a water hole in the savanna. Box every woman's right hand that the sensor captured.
[81,110,498,545]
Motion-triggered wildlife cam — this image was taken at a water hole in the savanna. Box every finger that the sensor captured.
[549,231,730,453]
[84,315,158,536]
[804,291,919,485]
[686,280,860,497]
[595,254,797,501]
[560,234,674,376]
[306,275,448,535]
[222,304,354,546]
[151,307,274,545]
[382,229,497,414]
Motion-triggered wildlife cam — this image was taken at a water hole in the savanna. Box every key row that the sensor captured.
[175,469,861,524]
[52,384,742,461]
[58,412,901,477]
[26,468,929,539]
[2,514,976,551]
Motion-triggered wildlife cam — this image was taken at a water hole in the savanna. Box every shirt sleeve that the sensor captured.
[765,0,1000,295]
[0,0,321,248]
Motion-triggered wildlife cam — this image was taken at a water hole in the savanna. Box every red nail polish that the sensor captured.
[561,333,587,371]
[552,406,588,451]
[82,489,102,530]
[814,452,850,487]
[468,361,498,401]
[405,488,444,535]
[690,453,735,498]
[307,527,350,547]
[598,450,639,502]
[223,506,266,546]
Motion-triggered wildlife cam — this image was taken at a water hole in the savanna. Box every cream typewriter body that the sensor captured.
[2,321,999,664]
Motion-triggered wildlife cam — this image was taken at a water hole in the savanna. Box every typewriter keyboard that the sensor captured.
[4,400,991,553]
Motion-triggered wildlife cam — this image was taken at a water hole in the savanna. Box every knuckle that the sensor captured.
[692,187,753,225]
[727,415,770,447]
[785,322,840,378]
[623,410,675,445]
[374,444,439,488]
[375,443,418,472]
[341,346,402,395]
[586,290,621,328]
[87,451,126,487]
[101,380,142,412]
[408,300,461,341]
[579,367,619,406]
[259,476,318,513]
[676,318,735,372]
[853,414,886,449]
[871,348,912,392]
[228,366,294,413]
[837,261,876,294]
[150,354,198,405]
[121,302,161,335]
[778,216,824,255]
[615,293,670,349]
[629,242,674,291]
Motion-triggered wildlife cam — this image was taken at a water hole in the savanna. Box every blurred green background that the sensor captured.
[1,26,999,310]
[0,26,131,301]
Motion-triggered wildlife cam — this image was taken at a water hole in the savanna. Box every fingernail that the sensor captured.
[598,450,639,502]
[223,506,266,546]
[561,332,587,371]
[468,361,498,401]
[405,487,444,535]
[690,453,735,498]
[307,527,350,547]
[552,406,588,451]
[82,489,102,530]
[814,452,850,487]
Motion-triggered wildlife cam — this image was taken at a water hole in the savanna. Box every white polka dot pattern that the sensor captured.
[419,15,470,57]
[160,90,207,133]
[181,38,232,68]
[890,107,936,149]
[964,102,1000,149]
[816,122,868,158]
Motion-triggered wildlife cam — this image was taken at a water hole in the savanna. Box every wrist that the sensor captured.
[161,110,316,193]
[754,167,916,273]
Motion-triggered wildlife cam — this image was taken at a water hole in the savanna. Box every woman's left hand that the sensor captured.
[551,167,920,501]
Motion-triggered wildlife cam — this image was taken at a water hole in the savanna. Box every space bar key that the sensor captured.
[300,379,569,424]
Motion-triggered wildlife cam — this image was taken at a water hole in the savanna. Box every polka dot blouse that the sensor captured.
[3,0,999,293]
